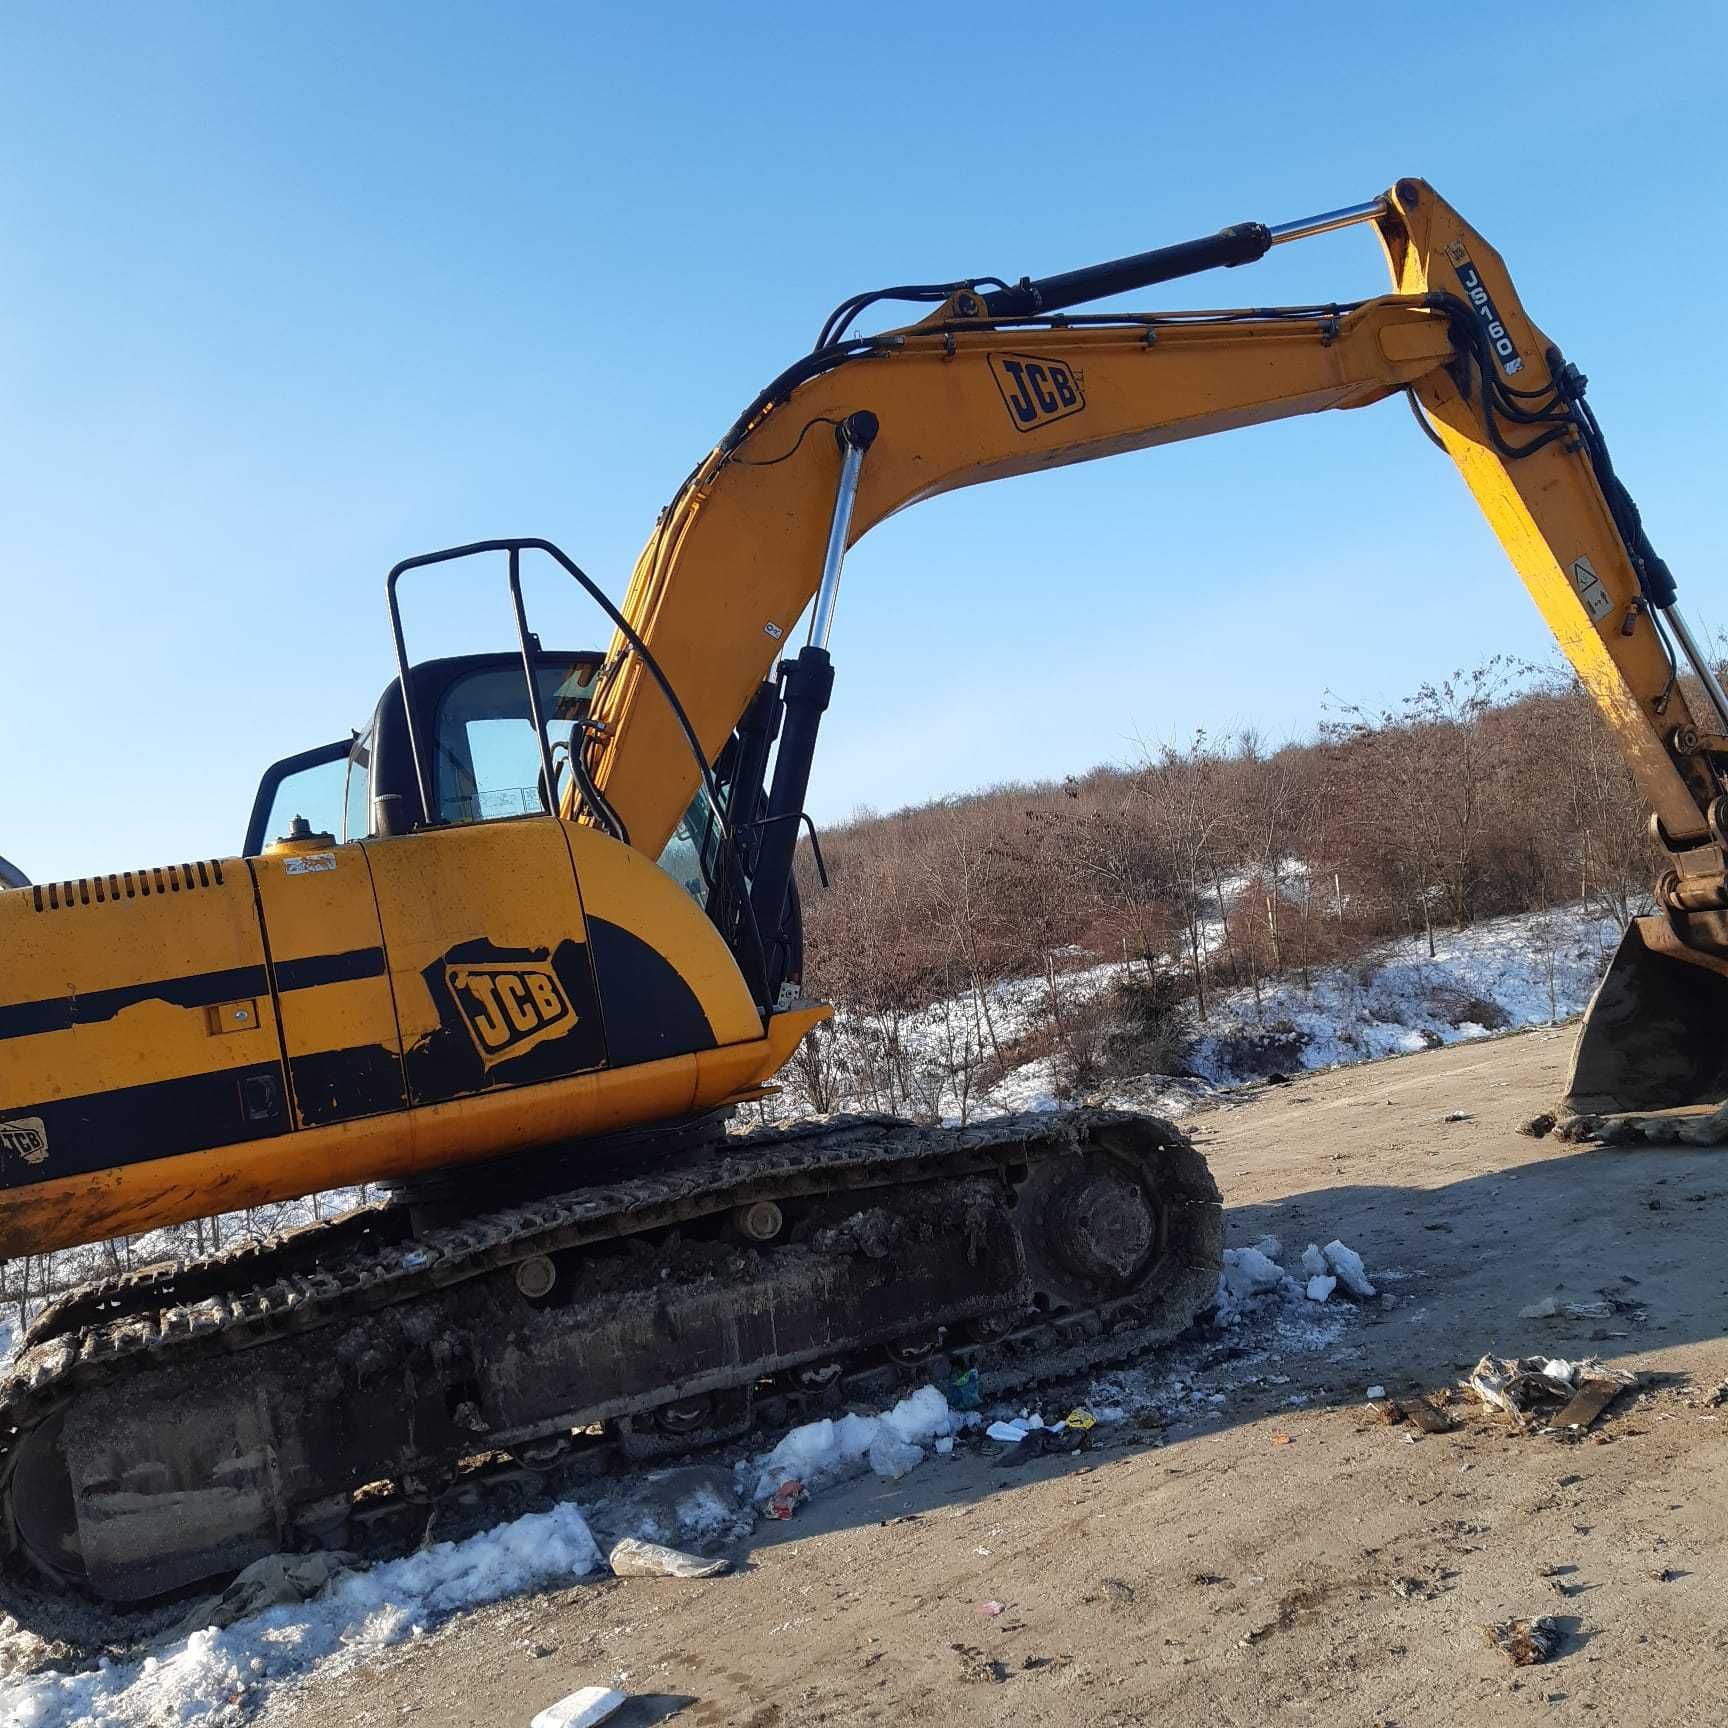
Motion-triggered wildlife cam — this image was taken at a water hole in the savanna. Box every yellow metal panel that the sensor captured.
[362,818,607,1104]
[250,843,405,1128]
[1376,177,1711,842]
[589,300,1458,858]
[0,866,281,1105]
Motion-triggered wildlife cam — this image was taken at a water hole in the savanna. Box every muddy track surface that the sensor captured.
[258,1029,1728,1728]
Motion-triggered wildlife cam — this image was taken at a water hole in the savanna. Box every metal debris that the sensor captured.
[1553,1378,1631,1433]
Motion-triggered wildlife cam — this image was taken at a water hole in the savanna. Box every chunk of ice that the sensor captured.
[1322,1240,1377,1298]
[1222,1246,1284,1299]
[749,1387,955,1500]
[1306,1274,1337,1303]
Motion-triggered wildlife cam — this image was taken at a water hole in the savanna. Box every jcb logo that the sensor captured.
[989,353,1086,432]
[446,962,577,1068]
[0,1116,48,1166]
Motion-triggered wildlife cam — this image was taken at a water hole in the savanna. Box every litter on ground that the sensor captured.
[531,1686,628,1728]
[1519,1295,1613,1320]
[1485,1617,1560,1666]
[1467,1354,1637,1430]
[763,1480,806,1521]
[606,1538,730,1580]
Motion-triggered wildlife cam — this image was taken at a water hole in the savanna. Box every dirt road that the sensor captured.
[268,1029,1728,1727]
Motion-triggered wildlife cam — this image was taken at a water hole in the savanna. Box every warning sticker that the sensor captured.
[1571,556,1614,625]
[283,851,338,876]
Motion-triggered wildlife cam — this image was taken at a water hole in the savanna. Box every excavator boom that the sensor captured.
[594,180,1723,862]
[586,176,1728,1129]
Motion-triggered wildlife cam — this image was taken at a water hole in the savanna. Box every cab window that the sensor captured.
[253,748,348,851]
[431,660,600,826]
[344,731,373,841]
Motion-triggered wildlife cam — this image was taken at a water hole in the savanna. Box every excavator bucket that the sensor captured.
[1563,916,1728,1142]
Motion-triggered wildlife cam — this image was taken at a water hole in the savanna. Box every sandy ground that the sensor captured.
[265,1028,1728,1727]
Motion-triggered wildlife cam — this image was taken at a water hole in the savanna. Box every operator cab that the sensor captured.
[245,650,712,907]
[246,538,807,1010]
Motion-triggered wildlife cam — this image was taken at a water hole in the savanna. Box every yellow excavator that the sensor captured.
[3,176,1723,1609]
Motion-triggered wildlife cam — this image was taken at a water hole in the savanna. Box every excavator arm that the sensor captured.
[585,177,1728,1129]
[590,177,1726,902]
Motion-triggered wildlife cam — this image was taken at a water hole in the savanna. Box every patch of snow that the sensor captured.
[746,1386,956,1502]
[3,1503,602,1728]
[1185,905,1624,1086]
[808,901,1625,1126]
[978,1055,1065,1115]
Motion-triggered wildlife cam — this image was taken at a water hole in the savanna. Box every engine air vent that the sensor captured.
[30,860,226,912]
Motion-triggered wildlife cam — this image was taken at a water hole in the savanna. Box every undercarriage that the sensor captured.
[0,1107,1220,1616]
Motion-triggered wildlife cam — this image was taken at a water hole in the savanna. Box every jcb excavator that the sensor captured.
[3,177,1723,1610]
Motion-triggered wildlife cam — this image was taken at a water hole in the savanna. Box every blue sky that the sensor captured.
[3,3,1723,882]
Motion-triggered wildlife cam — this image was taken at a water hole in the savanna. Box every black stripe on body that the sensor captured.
[0,948,387,1044]
[274,947,387,992]
[288,1043,406,1127]
[0,1062,289,1190]
[0,966,271,1040]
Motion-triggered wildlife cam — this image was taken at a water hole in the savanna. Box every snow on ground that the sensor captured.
[1185,904,1622,1085]
[3,1506,603,1728]
[800,902,1624,1129]
[950,903,1621,1109]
